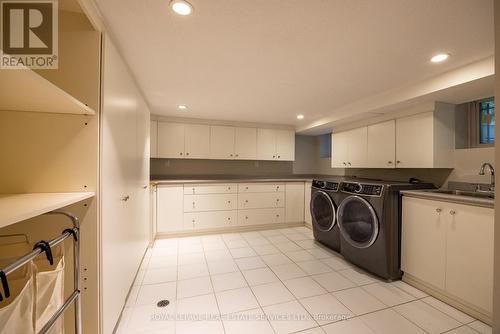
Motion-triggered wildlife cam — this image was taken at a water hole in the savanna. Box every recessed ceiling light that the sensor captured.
[170,0,193,16]
[430,53,450,63]
[297,114,304,120]
[178,104,188,110]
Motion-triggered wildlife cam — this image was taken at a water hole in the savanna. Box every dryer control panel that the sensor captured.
[341,182,383,196]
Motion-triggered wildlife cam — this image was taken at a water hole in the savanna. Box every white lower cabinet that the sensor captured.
[304,181,312,226]
[238,192,285,209]
[156,181,305,233]
[184,193,237,212]
[402,196,494,315]
[238,208,285,225]
[184,211,237,230]
[285,182,305,223]
[157,185,184,232]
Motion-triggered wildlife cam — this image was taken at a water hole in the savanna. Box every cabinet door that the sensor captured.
[285,182,305,222]
[157,185,184,232]
[157,122,185,158]
[331,132,348,168]
[150,120,158,158]
[238,183,284,193]
[257,128,277,160]
[234,127,257,160]
[396,112,433,168]
[401,197,446,289]
[276,130,295,161]
[347,127,367,168]
[185,124,210,159]
[184,211,237,230]
[445,204,494,313]
[184,184,236,195]
[367,120,395,168]
[210,126,235,159]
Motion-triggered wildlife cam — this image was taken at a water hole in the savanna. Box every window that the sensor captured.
[479,99,495,145]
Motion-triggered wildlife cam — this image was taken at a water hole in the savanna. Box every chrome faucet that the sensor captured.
[478,162,495,192]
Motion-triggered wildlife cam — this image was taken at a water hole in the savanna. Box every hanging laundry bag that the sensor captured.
[34,245,65,334]
[0,263,36,334]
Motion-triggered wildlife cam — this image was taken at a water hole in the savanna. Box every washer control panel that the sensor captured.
[341,182,383,196]
[312,180,339,191]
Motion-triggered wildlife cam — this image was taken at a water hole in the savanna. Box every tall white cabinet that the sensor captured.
[101,36,150,334]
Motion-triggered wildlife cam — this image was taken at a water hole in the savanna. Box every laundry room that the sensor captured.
[0,1,499,334]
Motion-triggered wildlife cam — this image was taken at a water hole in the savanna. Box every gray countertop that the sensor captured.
[401,190,494,208]
[150,174,331,184]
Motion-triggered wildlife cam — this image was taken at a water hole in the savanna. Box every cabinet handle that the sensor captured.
[227,187,231,190]
[276,214,280,217]
[235,154,239,157]
[245,216,248,219]
[449,210,456,215]
[121,195,130,202]
[278,155,281,159]
[388,161,393,164]
[436,208,442,213]
[245,200,248,203]
[227,217,231,221]
[143,185,148,189]
[348,162,352,166]
[180,152,183,156]
[396,160,401,164]
[273,155,276,158]
[276,199,280,202]
[245,186,249,190]
[230,154,233,157]
[192,202,195,208]
[228,200,231,203]
[343,162,347,166]
[186,152,190,156]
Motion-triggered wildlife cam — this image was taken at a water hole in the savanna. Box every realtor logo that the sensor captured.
[1,0,58,69]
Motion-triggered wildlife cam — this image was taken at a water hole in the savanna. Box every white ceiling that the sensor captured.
[95,0,494,129]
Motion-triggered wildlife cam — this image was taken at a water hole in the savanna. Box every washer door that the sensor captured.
[337,196,379,248]
[310,191,336,232]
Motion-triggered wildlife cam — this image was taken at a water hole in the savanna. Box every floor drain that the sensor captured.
[157,300,170,308]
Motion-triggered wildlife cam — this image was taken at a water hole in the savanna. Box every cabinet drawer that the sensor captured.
[238,208,285,225]
[184,194,237,212]
[238,192,285,209]
[184,184,236,195]
[184,211,237,230]
[238,183,284,193]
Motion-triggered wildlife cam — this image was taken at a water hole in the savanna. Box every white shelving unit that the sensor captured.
[0,67,95,115]
[0,192,95,229]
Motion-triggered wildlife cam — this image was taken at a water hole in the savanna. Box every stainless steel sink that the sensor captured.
[427,189,495,199]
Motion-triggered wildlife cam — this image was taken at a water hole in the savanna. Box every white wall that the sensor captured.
[446,147,495,184]
[101,35,150,334]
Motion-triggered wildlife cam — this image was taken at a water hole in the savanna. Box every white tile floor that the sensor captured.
[116,226,492,334]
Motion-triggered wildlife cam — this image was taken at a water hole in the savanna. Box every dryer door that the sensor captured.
[337,195,379,248]
[310,190,336,231]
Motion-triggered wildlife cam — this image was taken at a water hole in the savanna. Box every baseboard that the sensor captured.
[155,221,307,238]
[402,273,492,325]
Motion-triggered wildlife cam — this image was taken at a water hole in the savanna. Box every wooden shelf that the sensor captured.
[0,192,95,229]
[0,67,95,115]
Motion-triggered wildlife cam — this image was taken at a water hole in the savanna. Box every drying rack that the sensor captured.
[0,210,82,334]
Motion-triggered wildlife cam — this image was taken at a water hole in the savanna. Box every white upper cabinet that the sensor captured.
[257,128,277,160]
[184,124,210,159]
[156,121,293,161]
[234,127,257,160]
[158,122,185,158]
[150,120,158,158]
[210,126,236,159]
[331,103,454,168]
[210,126,258,160]
[276,130,295,161]
[331,131,348,168]
[331,128,366,168]
[396,112,434,168]
[257,128,295,161]
[347,127,367,168]
[367,120,395,168]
